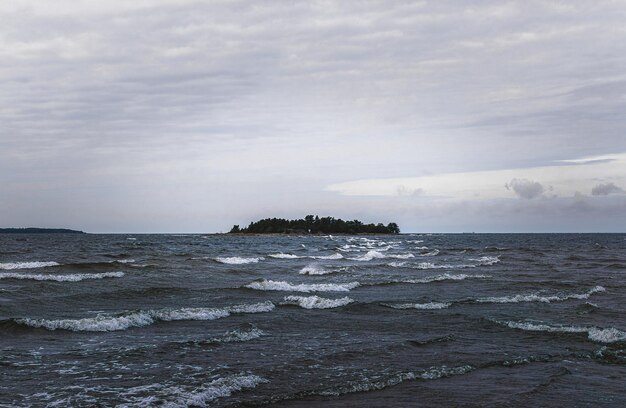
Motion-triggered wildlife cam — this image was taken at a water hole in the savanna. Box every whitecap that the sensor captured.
[403,273,491,284]
[283,295,354,309]
[470,256,500,266]
[476,286,605,304]
[215,256,264,265]
[0,271,125,282]
[496,320,626,344]
[16,301,274,332]
[348,250,386,261]
[299,265,333,275]
[310,253,343,260]
[383,302,451,310]
[216,328,265,343]
[245,279,359,292]
[268,253,300,259]
[420,249,440,257]
[176,375,267,407]
[0,261,59,270]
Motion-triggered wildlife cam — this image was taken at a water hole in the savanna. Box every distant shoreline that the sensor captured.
[0,228,85,234]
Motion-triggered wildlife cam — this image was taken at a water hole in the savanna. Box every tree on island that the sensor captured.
[230,216,400,234]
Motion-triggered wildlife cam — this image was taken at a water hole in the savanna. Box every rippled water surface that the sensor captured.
[1,233,625,407]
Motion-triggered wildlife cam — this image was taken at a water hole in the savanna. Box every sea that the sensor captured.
[0,233,625,407]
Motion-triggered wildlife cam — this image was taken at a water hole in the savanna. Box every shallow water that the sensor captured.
[1,233,625,407]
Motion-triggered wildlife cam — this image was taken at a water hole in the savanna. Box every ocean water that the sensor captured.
[1,233,625,407]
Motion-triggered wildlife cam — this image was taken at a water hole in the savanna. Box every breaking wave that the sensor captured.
[215,256,264,265]
[382,302,451,310]
[15,301,275,332]
[244,279,359,292]
[420,249,440,256]
[403,273,491,284]
[0,271,125,282]
[298,265,345,275]
[310,253,343,260]
[496,320,626,343]
[0,261,59,270]
[475,286,605,304]
[319,365,474,397]
[348,250,414,261]
[388,256,499,270]
[174,374,267,407]
[268,253,301,259]
[283,295,354,309]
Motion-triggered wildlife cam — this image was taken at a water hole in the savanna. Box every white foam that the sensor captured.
[470,256,500,266]
[299,265,333,275]
[310,253,343,260]
[349,250,387,261]
[215,256,264,265]
[268,253,300,259]
[16,301,275,332]
[388,253,415,259]
[404,273,491,283]
[476,286,605,304]
[0,271,125,282]
[497,320,626,343]
[283,295,354,309]
[384,302,451,310]
[420,249,440,256]
[0,261,59,270]
[217,328,265,343]
[176,375,267,407]
[388,261,408,268]
[245,279,359,292]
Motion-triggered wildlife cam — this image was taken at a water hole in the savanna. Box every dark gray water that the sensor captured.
[1,233,625,407]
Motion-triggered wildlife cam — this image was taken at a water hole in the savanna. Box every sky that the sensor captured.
[1,0,625,233]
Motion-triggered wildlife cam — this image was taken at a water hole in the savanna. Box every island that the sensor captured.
[229,215,400,235]
[0,228,85,234]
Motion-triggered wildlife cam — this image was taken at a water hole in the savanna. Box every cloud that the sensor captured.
[591,182,625,196]
[505,178,544,199]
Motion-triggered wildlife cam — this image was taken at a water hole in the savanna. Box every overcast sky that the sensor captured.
[1,0,625,232]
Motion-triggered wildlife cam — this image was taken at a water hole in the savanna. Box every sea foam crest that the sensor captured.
[383,302,451,310]
[216,328,265,343]
[471,256,500,266]
[268,253,301,259]
[283,295,354,309]
[0,261,59,270]
[476,286,605,304]
[16,301,275,332]
[173,375,268,407]
[299,265,333,275]
[497,320,626,343]
[310,253,343,260]
[245,279,359,292]
[319,365,473,397]
[404,273,491,284]
[420,249,440,256]
[215,256,264,265]
[0,271,125,282]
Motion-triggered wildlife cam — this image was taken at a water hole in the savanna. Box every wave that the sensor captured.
[403,273,491,284]
[215,256,264,265]
[245,279,359,292]
[319,365,474,397]
[348,250,414,261]
[496,320,626,343]
[0,261,59,270]
[283,295,354,309]
[420,249,439,256]
[475,286,605,304]
[298,265,347,275]
[310,253,343,260]
[0,271,125,282]
[388,256,499,270]
[15,301,275,332]
[268,253,301,259]
[214,327,265,343]
[174,374,267,407]
[382,302,451,310]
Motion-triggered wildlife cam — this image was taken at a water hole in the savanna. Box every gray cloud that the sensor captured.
[1,1,625,231]
[505,179,544,199]
[591,182,625,196]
